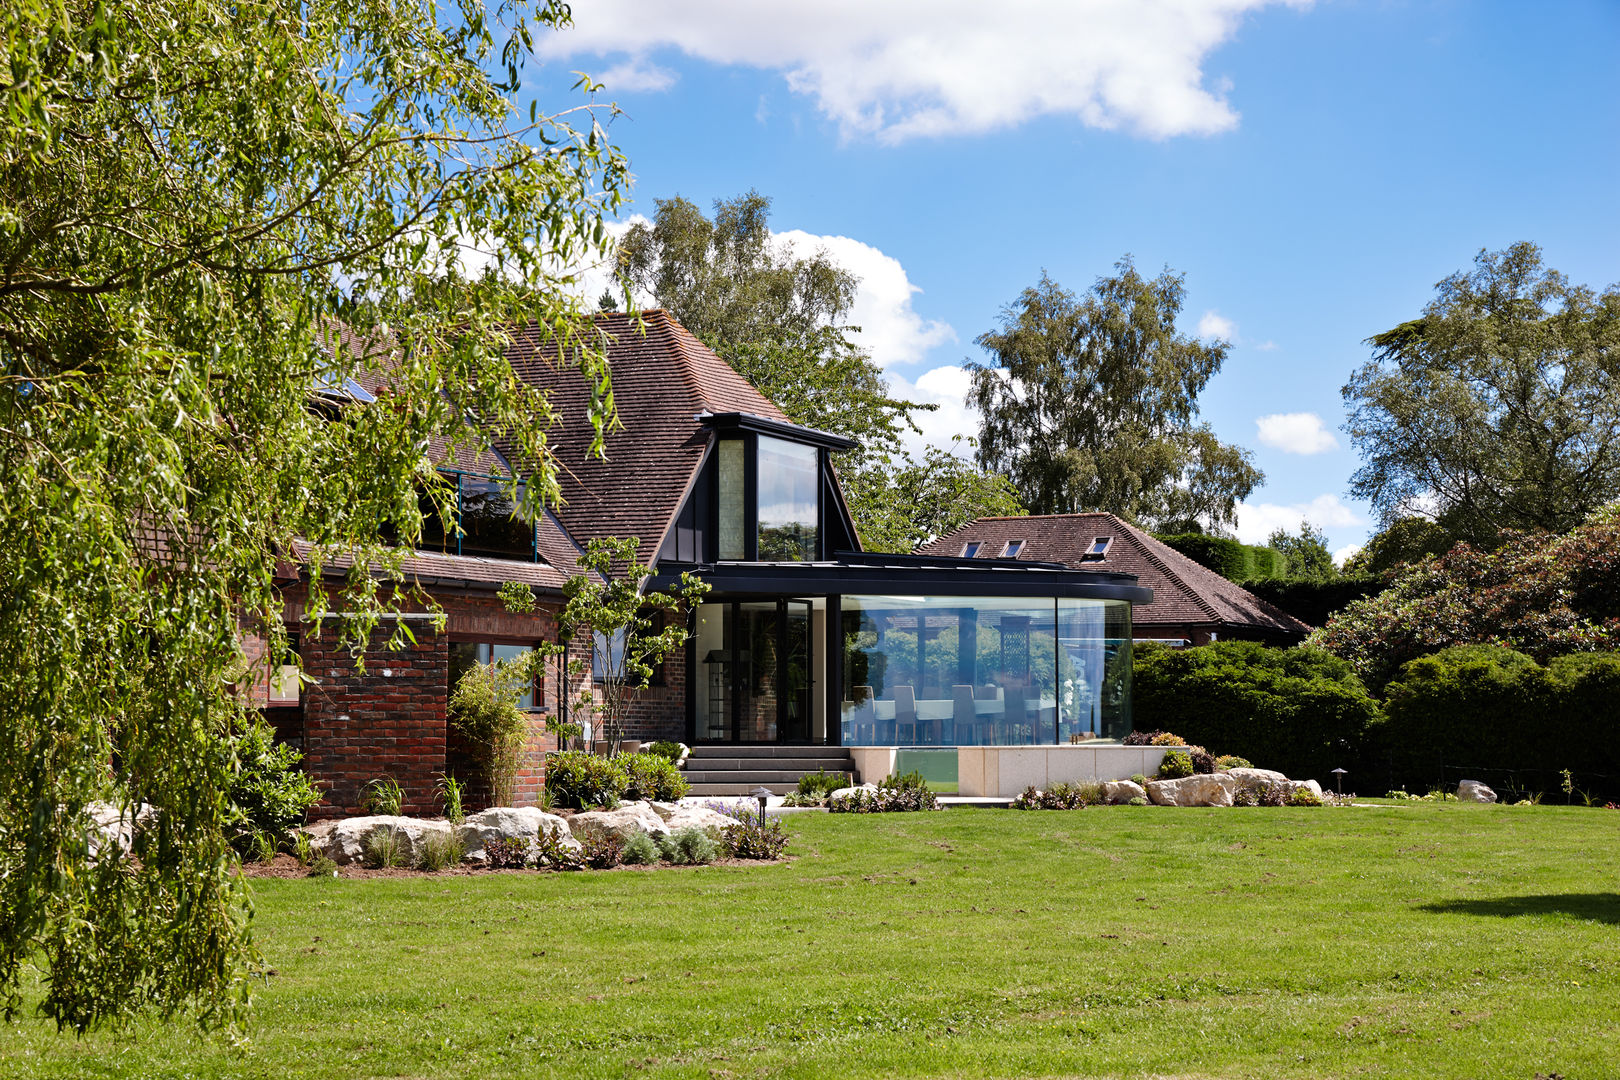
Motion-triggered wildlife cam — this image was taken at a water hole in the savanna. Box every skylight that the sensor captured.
[1089,536,1112,555]
[1002,540,1024,558]
[962,541,981,558]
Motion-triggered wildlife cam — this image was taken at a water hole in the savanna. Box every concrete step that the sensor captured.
[686,745,849,759]
[683,769,849,786]
[687,782,808,797]
[683,756,852,773]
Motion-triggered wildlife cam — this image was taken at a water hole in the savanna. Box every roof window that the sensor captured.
[1081,536,1112,561]
[962,541,981,558]
[1001,540,1024,558]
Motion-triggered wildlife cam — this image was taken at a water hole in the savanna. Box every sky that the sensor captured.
[525,0,1620,563]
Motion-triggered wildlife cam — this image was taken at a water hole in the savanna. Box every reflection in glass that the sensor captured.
[757,436,818,561]
[840,595,1132,746]
[449,641,535,710]
[458,477,533,559]
[717,439,746,560]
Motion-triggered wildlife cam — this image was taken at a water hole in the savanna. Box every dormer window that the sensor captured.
[1002,540,1024,558]
[962,541,982,558]
[713,433,822,562]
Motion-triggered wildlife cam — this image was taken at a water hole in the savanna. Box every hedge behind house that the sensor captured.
[1132,640,1381,783]
[1240,574,1385,629]
[1154,534,1289,583]
[1378,645,1620,798]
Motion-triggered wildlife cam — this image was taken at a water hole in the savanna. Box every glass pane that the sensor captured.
[738,602,779,741]
[840,596,1068,747]
[490,643,535,710]
[458,477,533,560]
[757,436,818,561]
[781,602,812,743]
[694,603,731,740]
[718,439,746,560]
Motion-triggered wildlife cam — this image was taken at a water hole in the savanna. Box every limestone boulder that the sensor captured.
[1100,780,1147,805]
[829,784,878,801]
[85,801,156,857]
[457,806,573,857]
[663,804,740,835]
[1457,779,1498,804]
[1225,767,1288,786]
[569,802,670,844]
[304,816,453,866]
[1146,773,1238,807]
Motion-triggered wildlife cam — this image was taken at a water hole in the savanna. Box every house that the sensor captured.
[261,312,1157,812]
[918,513,1310,646]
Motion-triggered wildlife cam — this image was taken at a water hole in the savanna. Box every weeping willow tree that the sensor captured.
[0,0,627,1031]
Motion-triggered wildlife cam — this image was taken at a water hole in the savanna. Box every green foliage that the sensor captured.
[619,753,691,802]
[843,438,1028,553]
[660,828,719,866]
[360,777,404,818]
[544,751,629,811]
[1214,756,1254,771]
[447,657,532,807]
[968,262,1262,529]
[1345,242,1620,546]
[722,819,790,860]
[360,830,406,870]
[483,837,532,871]
[620,832,661,866]
[225,718,320,854]
[1344,517,1454,575]
[645,741,685,764]
[881,770,930,792]
[1133,640,1382,782]
[305,855,338,878]
[435,775,466,826]
[1266,521,1338,582]
[1128,796,1150,806]
[1288,787,1325,807]
[1378,646,1620,796]
[1154,534,1284,582]
[1157,751,1194,780]
[1310,504,1620,690]
[829,787,941,813]
[531,827,582,871]
[1241,575,1385,629]
[796,769,852,798]
[1011,782,1104,810]
[416,832,464,873]
[0,0,627,1029]
[497,582,536,615]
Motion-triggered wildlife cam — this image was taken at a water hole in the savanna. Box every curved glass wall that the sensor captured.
[840,595,1132,746]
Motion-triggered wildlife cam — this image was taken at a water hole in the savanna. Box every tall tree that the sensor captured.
[1344,242,1620,547]
[616,192,1018,550]
[968,262,1262,529]
[1266,521,1338,581]
[840,438,1027,553]
[0,0,625,1030]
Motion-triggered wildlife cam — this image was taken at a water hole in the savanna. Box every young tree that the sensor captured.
[546,538,709,754]
[0,0,625,1030]
[968,263,1262,529]
[1344,242,1620,547]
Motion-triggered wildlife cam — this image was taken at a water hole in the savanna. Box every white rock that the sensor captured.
[1100,780,1147,805]
[1146,773,1238,807]
[663,805,739,834]
[1457,779,1498,804]
[304,816,453,866]
[648,801,680,822]
[569,802,670,843]
[829,784,878,801]
[85,801,155,857]
[1225,767,1288,785]
[458,806,573,856]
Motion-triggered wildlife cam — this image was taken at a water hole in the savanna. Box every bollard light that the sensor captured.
[1332,768,1347,795]
[749,786,773,826]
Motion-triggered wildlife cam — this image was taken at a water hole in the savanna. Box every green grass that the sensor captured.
[4,805,1617,1078]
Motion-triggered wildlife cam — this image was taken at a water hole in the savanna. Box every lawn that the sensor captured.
[3,804,1616,1079]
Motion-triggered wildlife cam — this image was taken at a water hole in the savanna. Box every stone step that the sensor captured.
[685,745,848,759]
[683,768,847,785]
[687,782,806,797]
[683,756,852,773]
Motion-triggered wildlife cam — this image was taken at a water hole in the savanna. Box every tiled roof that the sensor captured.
[919,513,1311,636]
[291,541,569,591]
[502,310,789,557]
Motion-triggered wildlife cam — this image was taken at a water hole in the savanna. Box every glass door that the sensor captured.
[736,602,780,742]
[694,599,819,743]
[780,600,813,743]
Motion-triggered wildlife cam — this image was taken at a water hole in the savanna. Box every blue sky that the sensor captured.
[527,0,1619,559]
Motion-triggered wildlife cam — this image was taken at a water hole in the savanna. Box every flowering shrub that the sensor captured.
[829,787,940,813]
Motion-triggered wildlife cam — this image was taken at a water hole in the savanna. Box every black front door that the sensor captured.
[705,599,816,744]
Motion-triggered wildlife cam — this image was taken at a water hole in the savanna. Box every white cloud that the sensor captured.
[1198,309,1236,341]
[884,365,982,458]
[541,0,1313,143]
[1332,543,1362,567]
[596,58,678,92]
[1255,411,1338,455]
[1232,493,1364,544]
[772,230,956,368]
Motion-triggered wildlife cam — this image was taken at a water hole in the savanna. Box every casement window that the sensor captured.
[448,641,540,710]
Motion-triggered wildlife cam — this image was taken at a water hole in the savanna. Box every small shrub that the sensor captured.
[1215,755,1253,771]
[1157,750,1194,779]
[360,776,404,817]
[620,752,690,802]
[484,835,532,869]
[829,787,940,813]
[435,773,465,825]
[796,768,851,798]
[1257,781,1289,807]
[881,769,930,792]
[293,832,314,866]
[361,828,406,869]
[244,830,278,864]
[226,717,321,854]
[1012,781,1104,810]
[1385,789,1413,800]
[532,826,582,870]
[579,831,624,870]
[417,830,465,872]
[545,750,629,810]
[780,792,825,807]
[1129,773,1148,788]
[645,740,685,764]
[621,831,661,865]
[306,854,338,877]
[1188,747,1216,774]
[723,818,789,860]
[1288,786,1325,807]
[1128,795,1148,806]
[1149,732,1188,747]
[1124,729,1176,746]
[661,826,718,865]
[1232,783,1260,807]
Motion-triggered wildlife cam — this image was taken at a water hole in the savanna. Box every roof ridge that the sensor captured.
[641,310,705,410]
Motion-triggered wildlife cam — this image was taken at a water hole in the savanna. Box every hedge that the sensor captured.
[1154,533,1290,583]
[1132,640,1381,783]
[1240,575,1385,629]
